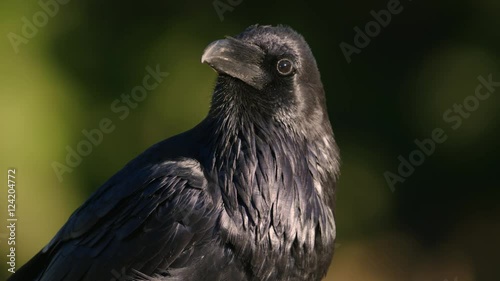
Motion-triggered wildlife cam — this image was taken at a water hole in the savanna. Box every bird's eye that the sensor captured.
[276,59,294,76]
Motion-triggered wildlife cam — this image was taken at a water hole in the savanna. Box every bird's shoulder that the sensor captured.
[33,130,222,280]
[49,128,211,246]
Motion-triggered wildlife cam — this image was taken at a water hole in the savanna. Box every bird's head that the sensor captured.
[202,25,330,130]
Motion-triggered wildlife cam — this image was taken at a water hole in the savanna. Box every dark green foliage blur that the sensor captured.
[1,0,498,280]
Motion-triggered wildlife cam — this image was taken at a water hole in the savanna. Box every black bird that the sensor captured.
[9,25,340,281]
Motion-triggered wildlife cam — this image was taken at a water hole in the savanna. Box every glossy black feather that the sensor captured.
[8,25,340,281]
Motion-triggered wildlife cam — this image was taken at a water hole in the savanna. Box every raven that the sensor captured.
[9,25,340,281]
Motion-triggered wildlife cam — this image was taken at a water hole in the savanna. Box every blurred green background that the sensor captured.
[1,0,499,280]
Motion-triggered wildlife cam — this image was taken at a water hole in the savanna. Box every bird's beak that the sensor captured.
[202,37,269,90]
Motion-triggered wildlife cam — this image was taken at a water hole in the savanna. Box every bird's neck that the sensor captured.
[200,104,338,277]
